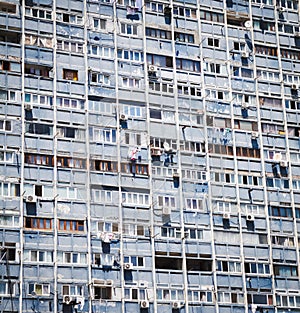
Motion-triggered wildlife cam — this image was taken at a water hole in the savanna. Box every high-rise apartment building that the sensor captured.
[0,0,300,312]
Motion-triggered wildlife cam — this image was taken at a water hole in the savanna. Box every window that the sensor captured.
[25,93,53,106]
[59,220,84,232]
[124,288,146,301]
[25,7,52,19]
[149,80,174,94]
[91,72,110,85]
[177,84,201,97]
[185,198,204,211]
[123,105,143,117]
[276,294,300,308]
[0,120,11,131]
[173,6,196,18]
[122,192,150,206]
[235,146,260,158]
[91,127,117,143]
[57,186,81,200]
[181,141,205,153]
[25,64,51,77]
[88,99,112,114]
[56,156,86,169]
[63,69,78,81]
[123,224,148,236]
[176,58,200,72]
[218,291,244,304]
[62,285,83,296]
[56,12,83,25]
[245,262,270,274]
[145,1,166,13]
[28,283,50,296]
[0,89,18,101]
[0,2,17,13]
[57,127,85,140]
[211,172,235,184]
[257,69,280,81]
[0,60,10,71]
[25,35,53,48]
[160,226,181,238]
[217,260,241,272]
[175,32,194,43]
[89,45,114,58]
[121,163,149,176]
[0,182,20,197]
[0,242,16,261]
[25,153,53,166]
[185,228,203,240]
[157,288,185,301]
[0,282,15,296]
[0,215,19,227]
[158,195,176,208]
[25,217,52,230]
[56,97,84,110]
[92,189,113,203]
[117,49,143,62]
[93,18,107,30]
[57,40,83,53]
[26,123,53,136]
[97,221,119,233]
[93,160,118,172]
[93,286,112,300]
[272,235,294,247]
[216,201,232,213]
[120,23,137,35]
[25,250,53,263]
[122,77,141,88]
[188,290,213,303]
[255,44,278,57]
[273,265,298,277]
[124,256,144,267]
[208,38,219,47]
[123,131,145,145]
[269,206,292,218]
[266,178,289,189]
[205,63,225,74]
[238,174,263,186]
[147,53,173,68]
[93,253,115,267]
[62,252,86,264]
[200,10,224,23]
[146,27,172,39]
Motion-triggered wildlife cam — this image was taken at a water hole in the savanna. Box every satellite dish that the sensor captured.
[163,142,170,151]
[244,20,252,29]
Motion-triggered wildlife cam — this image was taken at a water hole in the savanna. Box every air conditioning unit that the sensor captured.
[124,262,133,270]
[223,213,230,219]
[244,20,252,29]
[246,214,255,221]
[151,147,162,156]
[140,300,149,308]
[172,301,182,309]
[25,195,37,202]
[280,161,288,167]
[162,207,171,216]
[241,51,249,58]
[148,65,158,72]
[63,295,74,305]
[120,113,128,121]
[251,132,259,138]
